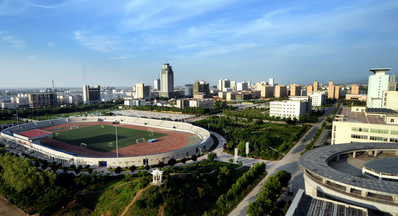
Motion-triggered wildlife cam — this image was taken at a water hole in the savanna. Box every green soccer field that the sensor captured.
[52,124,167,152]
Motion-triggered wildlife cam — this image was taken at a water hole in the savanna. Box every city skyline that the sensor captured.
[1,0,397,88]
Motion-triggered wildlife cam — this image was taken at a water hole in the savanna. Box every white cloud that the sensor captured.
[2,35,25,48]
[47,42,56,47]
[73,31,121,53]
[118,0,237,32]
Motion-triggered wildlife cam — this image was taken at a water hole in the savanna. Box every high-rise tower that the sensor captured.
[154,78,160,90]
[160,63,174,98]
[367,68,391,108]
[313,81,319,92]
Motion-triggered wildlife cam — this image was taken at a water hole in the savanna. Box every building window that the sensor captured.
[390,138,398,143]
[334,126,336,131]
[352,127,368,132]
[369,136,388,141]
[370,129,389,134]
[391,119,395,123]
[351,134,368,140]
[391,130,398,135]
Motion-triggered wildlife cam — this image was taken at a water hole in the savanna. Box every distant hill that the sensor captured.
[342,79,369,85]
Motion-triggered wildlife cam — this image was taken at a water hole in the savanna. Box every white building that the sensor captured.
[136,83,151,99]
[154,78,160,90]
[230,81,236,91]
[382,91,398,110]
[270,99,310,120]
[237,81,248,91]
[332,106,398,145]
[308,91,327,107]
[124,99,146,107]
[218,79,230,92]
[367,68,391,108]
[189,99,214,109]
[269,78,274,86]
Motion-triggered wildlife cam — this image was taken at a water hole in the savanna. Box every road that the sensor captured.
[227,102,337,216]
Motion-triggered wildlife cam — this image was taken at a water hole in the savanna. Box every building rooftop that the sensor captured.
[300,142,398,195]
[336,107,387,124]
[364,158,398,176]
[16,129,52,139]
[369,68,391,74]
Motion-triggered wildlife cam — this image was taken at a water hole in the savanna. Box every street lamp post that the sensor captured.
[115,124,119,158]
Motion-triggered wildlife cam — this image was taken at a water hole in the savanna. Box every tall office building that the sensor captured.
[274,85,287,98]
[366,68,391,108]
[29,93,58,108]
[328,81,335,99]
[351,84,359,95]
[193,81,210,99]
[185,84,193,97]
[389,73,397,91]
[313,81,319,92]
[230,81,236,91]
[307,84,313,95]
[237,81,248,91]
[218,79,230,92]
[83,85,101,104]
[160,63,174,98]
[136,83,151,99]
[154,78,160,90]
[261,85,274,98]
[290,84,301,96]
[269,78,274,86]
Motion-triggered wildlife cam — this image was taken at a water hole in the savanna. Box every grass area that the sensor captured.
[91,180,143,216]
[161,160,265,216]
[52,124,167,152]
[0,119,19,124]
[126,185,162,216]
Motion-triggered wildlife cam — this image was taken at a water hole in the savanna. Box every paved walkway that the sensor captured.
[228,102,338,216]
[0,197,26,216]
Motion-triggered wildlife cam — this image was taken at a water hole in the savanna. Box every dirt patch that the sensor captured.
[0,196,26,216]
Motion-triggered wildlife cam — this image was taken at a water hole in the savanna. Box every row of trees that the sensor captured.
[216,162,267,214]
[0,101,121,120]
[130,105,207,115]
[246,170,292,216]
[0,151,72,215]
[301,122,327,155]
[222,107,319,124]
[194,116,309,159]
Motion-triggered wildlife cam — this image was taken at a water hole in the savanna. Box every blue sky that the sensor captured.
[1,0,397,88]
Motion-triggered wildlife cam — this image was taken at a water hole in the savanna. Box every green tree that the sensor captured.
[207,152,216,163]
[275,170,292,187]
[216,194,226,214]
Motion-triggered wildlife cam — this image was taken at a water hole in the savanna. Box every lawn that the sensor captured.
[51,124,167,152]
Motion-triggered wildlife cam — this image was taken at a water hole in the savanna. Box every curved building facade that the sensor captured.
[300,143,398,215]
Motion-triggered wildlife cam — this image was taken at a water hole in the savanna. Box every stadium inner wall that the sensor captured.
[0,116,212,168]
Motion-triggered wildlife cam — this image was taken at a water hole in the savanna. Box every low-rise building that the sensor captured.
[270,98,311,120]
[345,94,367,101]
[309,91,327,107]
[382,91,398,110]
[189,98,214,109]
[261,85,274,98]
[332,106,398,145]
[29,93,58,108]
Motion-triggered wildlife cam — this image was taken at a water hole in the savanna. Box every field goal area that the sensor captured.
[147,129,154,137]
[70,125,79,130]
[80,143,87,148]
[136,138,145,144]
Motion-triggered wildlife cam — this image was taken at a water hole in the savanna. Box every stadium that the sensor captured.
[300,143,398,215]
[0,116,212,168]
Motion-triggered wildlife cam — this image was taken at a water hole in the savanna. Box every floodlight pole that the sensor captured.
[116,124,119,158]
